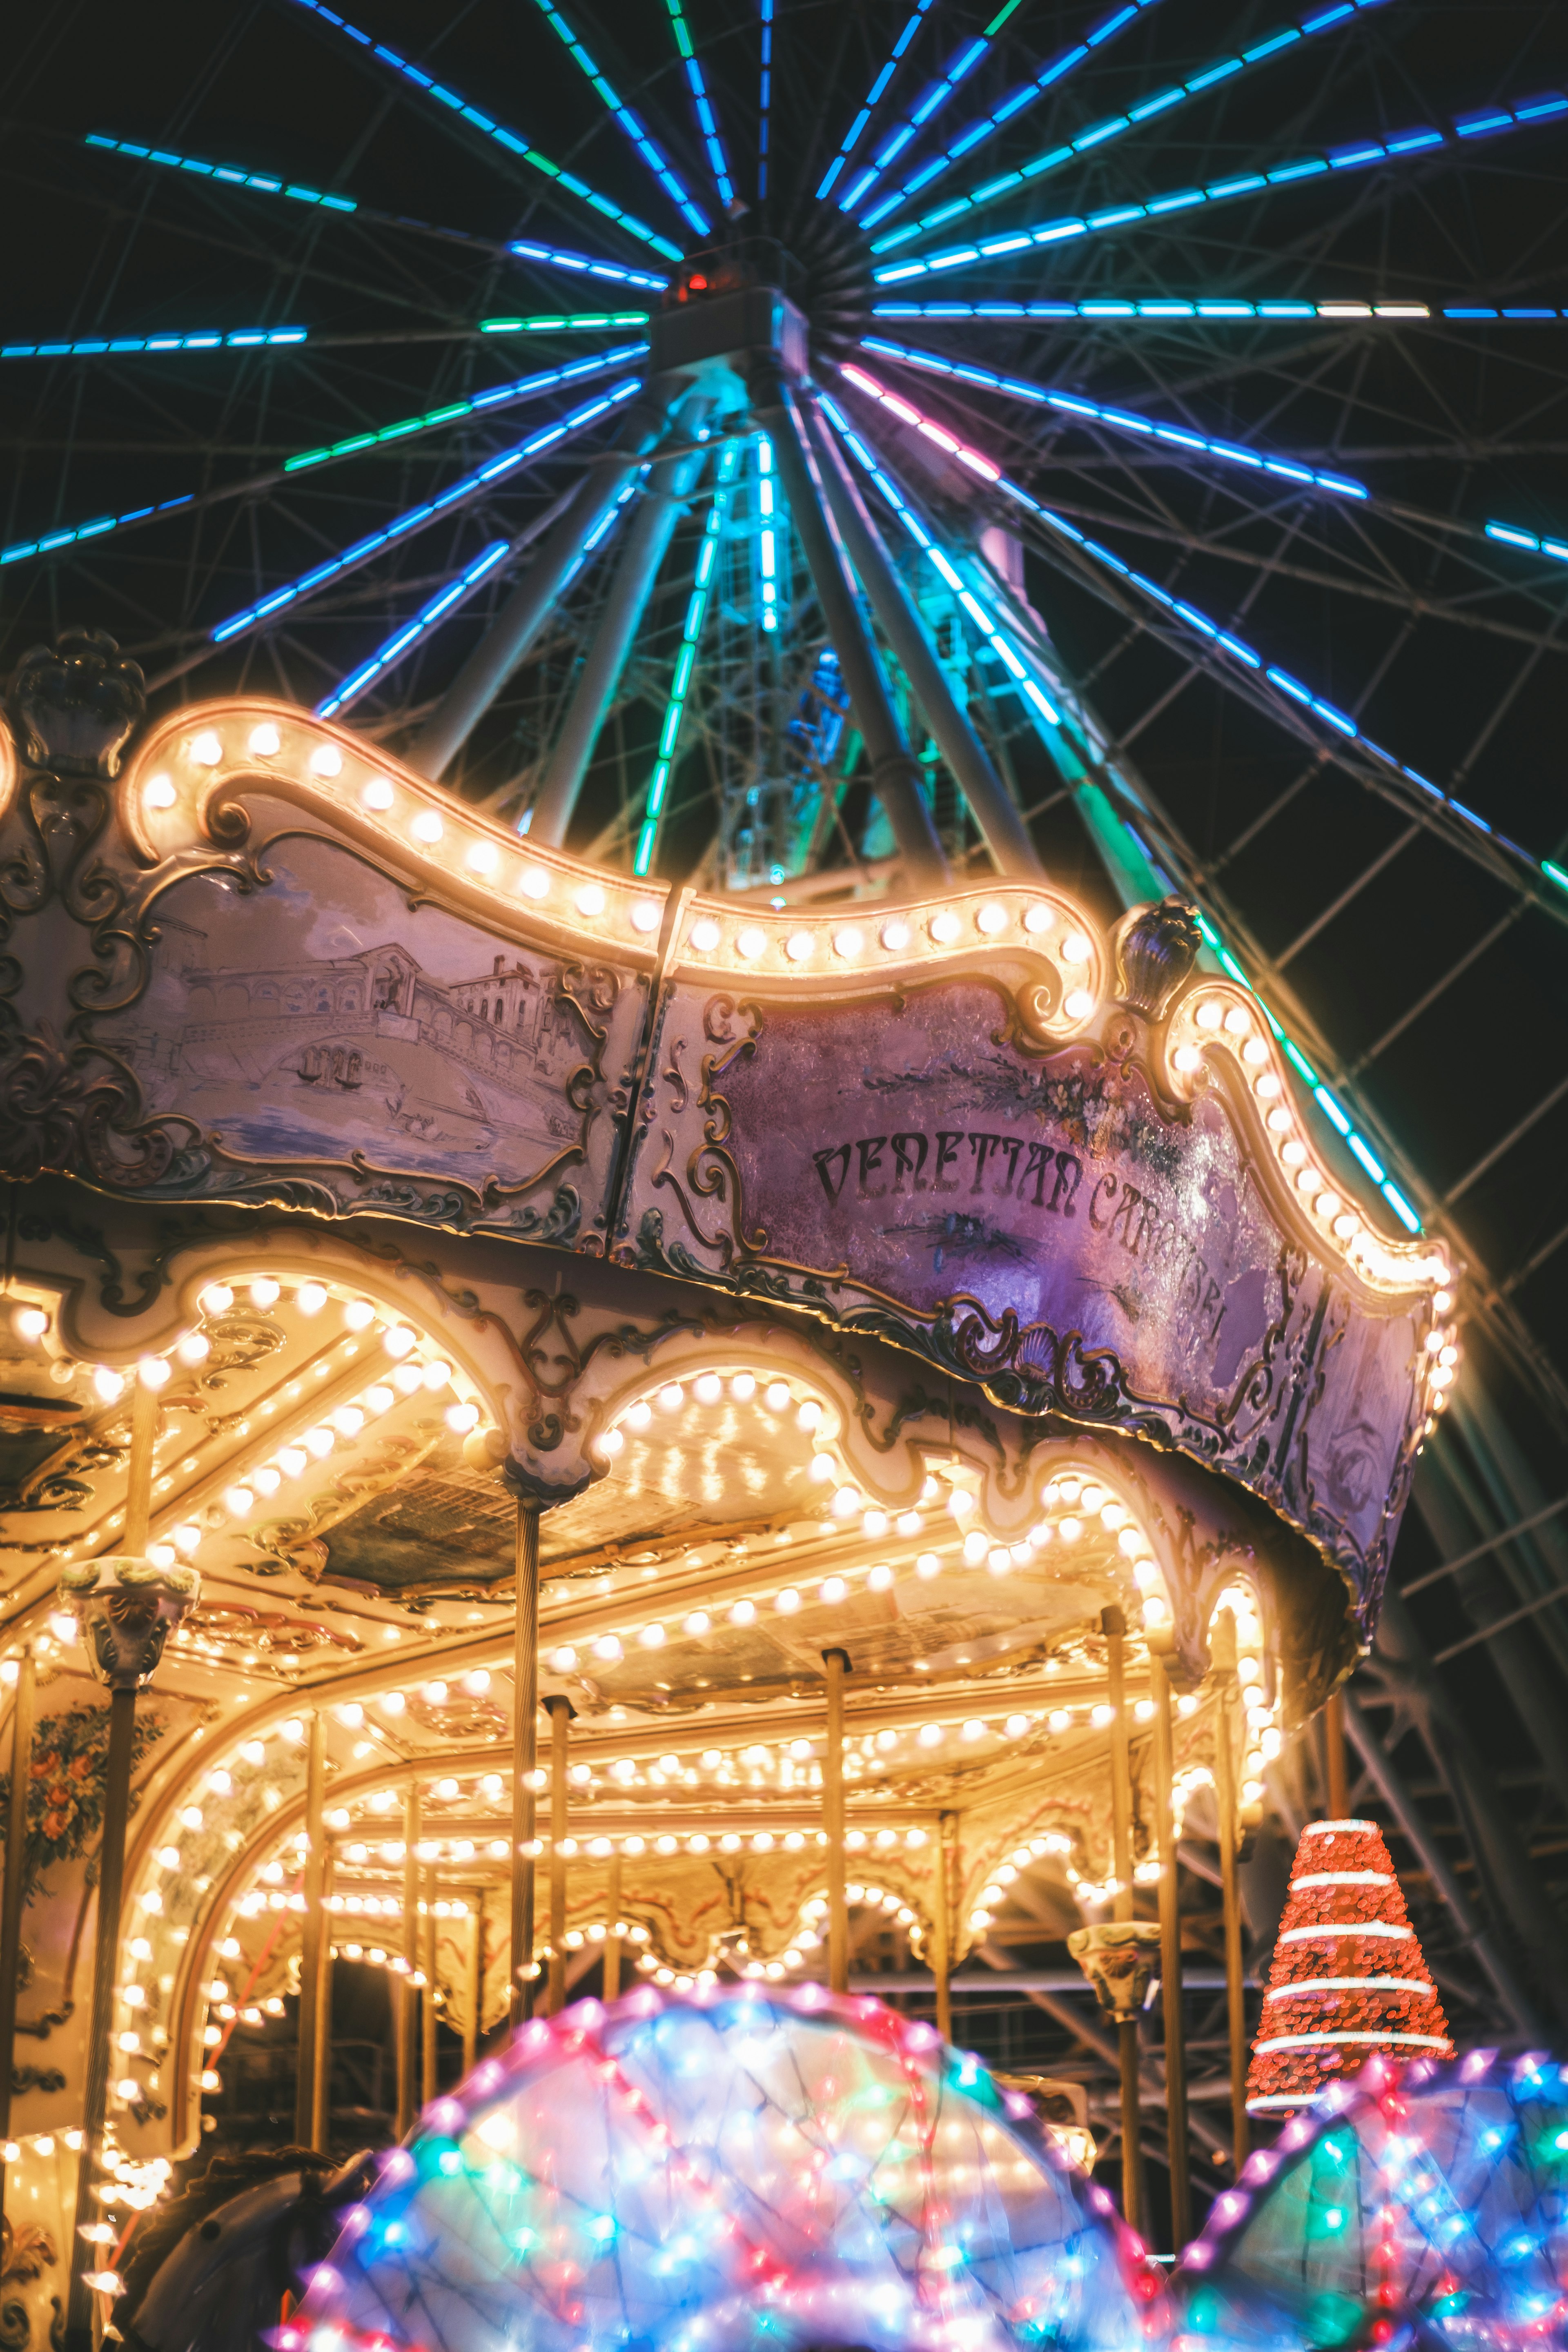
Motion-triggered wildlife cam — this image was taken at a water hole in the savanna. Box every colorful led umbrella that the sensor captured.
[1178,2050,1568,2352]
[285,1982,1163,2352]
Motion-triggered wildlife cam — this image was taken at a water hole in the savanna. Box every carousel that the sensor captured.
[0,663,1448,2348]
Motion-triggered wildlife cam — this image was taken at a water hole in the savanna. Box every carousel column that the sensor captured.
[1149,1650,1192,2251]
[823,1649,849,1995]
[933,1811,954,2045]
[603,1851,623,2002]
[546,1697,573,2014]
[294,1711,327,2145]
[1210,1610,1250,2172]
[0,1644,37,2238]
[313,1849,334,2151]
[61,1370,196,2352]
[511,1499,541,2025]
[422,1865,439,2103]
[396,1786,420,2135]
[1323,1690,1350,1820]
[1102,1606,1146,2236]
[463,1892,484,2074]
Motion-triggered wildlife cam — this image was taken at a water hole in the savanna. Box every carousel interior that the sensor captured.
[2,0,1568,2347]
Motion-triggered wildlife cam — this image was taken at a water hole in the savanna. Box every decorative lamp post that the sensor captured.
[57,1549,198,2352]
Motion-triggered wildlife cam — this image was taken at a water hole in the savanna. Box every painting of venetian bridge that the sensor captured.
[125,840,603,1185]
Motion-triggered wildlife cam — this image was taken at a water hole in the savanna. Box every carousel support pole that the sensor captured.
[63,1373,160,2352]
[511,1498,541,2026]
[603,1852,623,2002]
[933,1811,954,2045]
[1209,1611,1250,2174]
[1324,1692,1349,1820]
[1149,1649,1192,2252]
[312,1850,334,2153]
[396,1786,420,2135]
[1102,1606,1145,2236]
[294,1711,327,2145]
[0,1644,37,2240]
[422,1866,438,2104]
[464,1893,483,2074]
[547,1697,573,2015]
[823,1649,850,1994]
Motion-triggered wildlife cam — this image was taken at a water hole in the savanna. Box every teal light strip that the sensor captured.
[634,442,740,876]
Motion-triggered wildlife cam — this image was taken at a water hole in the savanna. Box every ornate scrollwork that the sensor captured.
[0,1027,195,1189]
[8,629,145,779]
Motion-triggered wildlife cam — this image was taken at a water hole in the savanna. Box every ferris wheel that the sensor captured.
[6,3,1568,1730]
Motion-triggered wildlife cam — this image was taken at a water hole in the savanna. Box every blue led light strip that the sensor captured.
[209,379,641,643]
[872,297,1441,319]
[285,0,685,261]
[1484,520,1568,564]
[509,240,667,292]
[1,325,307,358]
[759,0,774,200]
[837,359,1568,939]
[861,334,1369,497]
[634,442,740,875]
[0,345,647,569]
[841,0,1033,216]
[824,382,1433,1239]
[855,0,1167,229]
[530,0,710,235]
[868,0,1394,247]
[663,0,736,209]
[84,133,357,210]
[815,0,940,200]
[873,89,1568,281]
[316,541,512,716]
[755,433,779,632]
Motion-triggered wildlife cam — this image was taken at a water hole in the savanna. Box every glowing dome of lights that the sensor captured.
[286,1984,1162,2352]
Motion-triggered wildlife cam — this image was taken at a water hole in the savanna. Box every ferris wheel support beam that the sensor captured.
[408,390,668,781]
[806,398,1042,878]
[759,370,950,887]
[530,389,715,849]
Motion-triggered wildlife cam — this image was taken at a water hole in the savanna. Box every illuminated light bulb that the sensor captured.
[297,1281,327,1314]
[421,1359,452,1391]
[1063,989,1094,1020]
[693,1373,721,1405]
[331,1406,365,1438]
[303,1427,334,1459]
[1281,1140,1307,1166]
[797,1400,822,1431]
[763,1381,790,1411]
[518,864,550,900]
[343,1299,375,1330]
[880,920,911,951]
[916,1552,940,1580]
[189,730,223,767]
[1172,1045,1202,1074]
[49,1611,78,1643]
[833,926,864,958]
[734,925,766,959]
[1058,1515,1082,1543]
[1254,1073,1282,1099]
[689,919,721,952]
[730,1372,756,1401]
[832,1483,860,1519]
[1334,1212,1359,1239]
[551,1646,577,1672]
[1243,1036,1269,1065]
[1315,1190,1341,1218]
[92,1366,125,1403]
[785,931,814,962]
[306,742,342,779]
[728,1599,756,1626]
[625,1399,651,1431]
[390,1361,423,1397]
[930,911,961,944]
[657,1382,683,1412]
[383,1325,416,1358]
[361,778,394,812]
[1048,1710,1071,1734]
[222,1485,254,1517]
[248,1278,281,1310]
[575,883,606,916]
[365,1382,397,1415]
[277,1446,307,1478]
[1294,1165,1318,1193]
[1195,1000,1224,1030]
[630,899,661,933]
[1223,1005,1251,1037]
[1434,1288,1453,1313]
[867,1563,894,1592]
[917,1723,942,1747]
[638,1623,666,1648]
[423,1682,448,1704]
[466,839,499,876]
[592,1635,623,1662]
[775,1588,800,1614]
[683,1611,710,1636]
[247,723,281,757]
[862,1509,889,1539]
[1267,1106,1293,1133]
[11,1305,48,1341]
[962,1719,987,1742]
[819,1577,847,1605]
[137,1354,172,1390]
[252,1466,281,1497]
[1143,1593,1169,1624]
[411,810,444,844]
[145,774,176,809]
[1005,1713,1030,1738]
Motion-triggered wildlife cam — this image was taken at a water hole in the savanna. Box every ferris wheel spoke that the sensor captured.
[0,325,309,360]
[814,0,943,203]
[531,0,713,237]
[208,378,642,646]
[633,436,742,876]
[840,0,1034,220]
[871,87,1568,283]
[0,345,646,574]
[285,0,686,262]
[864,0,1392,245]
[661,0,737,212]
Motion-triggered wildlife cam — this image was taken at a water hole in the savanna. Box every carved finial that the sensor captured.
[1116,895,1203,1019]
[9,626,146,777]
